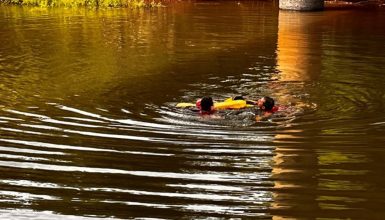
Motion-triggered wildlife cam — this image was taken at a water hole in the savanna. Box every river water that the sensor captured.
[0,2,385,219]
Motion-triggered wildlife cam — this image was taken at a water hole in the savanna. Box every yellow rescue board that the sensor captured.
[214,99,247,109]
[176,98,253,109]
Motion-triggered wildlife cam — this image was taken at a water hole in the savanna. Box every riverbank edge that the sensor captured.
[325,0,385,10]
[0,0,165,8]
[1,0,384,9]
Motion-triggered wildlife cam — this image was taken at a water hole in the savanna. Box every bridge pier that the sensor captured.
[279,0,324,11]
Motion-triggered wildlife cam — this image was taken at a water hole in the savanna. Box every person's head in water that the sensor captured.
[200,97,214,113]
[257,96,275,111]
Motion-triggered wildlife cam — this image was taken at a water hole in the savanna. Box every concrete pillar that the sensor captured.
[279,0,324,11]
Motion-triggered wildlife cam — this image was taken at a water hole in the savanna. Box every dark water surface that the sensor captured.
[1,2,385,219]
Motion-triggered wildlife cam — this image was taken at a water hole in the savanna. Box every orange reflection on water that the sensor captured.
[270,131,319,217]
[271,132,305,190]
[277,11,322,82]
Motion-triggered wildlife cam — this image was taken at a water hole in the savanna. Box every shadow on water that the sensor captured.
[0,1,385,219]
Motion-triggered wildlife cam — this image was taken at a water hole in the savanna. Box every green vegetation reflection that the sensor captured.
[1,0,162,8]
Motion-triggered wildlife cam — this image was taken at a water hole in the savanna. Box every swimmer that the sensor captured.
[255,96,276,121]
[196,97,215,115]
[233,96,277,121]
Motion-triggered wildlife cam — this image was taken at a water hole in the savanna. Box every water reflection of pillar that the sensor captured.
[276,11,322,82]
[269,11,324,218]
[270,133,320,218]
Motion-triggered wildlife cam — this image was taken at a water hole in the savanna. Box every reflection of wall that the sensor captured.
[277,11,322,82]
[0,3,279,107]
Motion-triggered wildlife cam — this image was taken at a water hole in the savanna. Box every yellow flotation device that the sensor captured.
[214,98,248,109]
[176,98,253,109]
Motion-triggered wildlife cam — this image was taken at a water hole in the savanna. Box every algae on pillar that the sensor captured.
[279,0,324,11]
